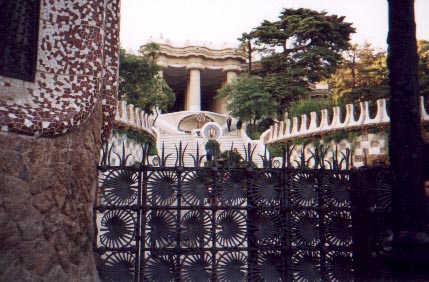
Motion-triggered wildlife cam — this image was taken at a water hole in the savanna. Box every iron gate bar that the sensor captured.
[95,142,391,281]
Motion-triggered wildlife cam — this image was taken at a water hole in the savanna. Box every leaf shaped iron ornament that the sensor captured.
[101,170,138,206]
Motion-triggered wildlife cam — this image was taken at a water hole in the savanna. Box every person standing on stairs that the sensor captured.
[236,119,242,136]
[227,116,232,132]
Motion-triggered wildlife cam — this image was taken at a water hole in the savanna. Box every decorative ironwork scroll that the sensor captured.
[95,143,392,281]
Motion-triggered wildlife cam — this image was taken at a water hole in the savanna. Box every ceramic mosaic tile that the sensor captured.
[0,0,120,141]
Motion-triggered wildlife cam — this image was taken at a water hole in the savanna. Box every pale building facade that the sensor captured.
[141,42,247,114]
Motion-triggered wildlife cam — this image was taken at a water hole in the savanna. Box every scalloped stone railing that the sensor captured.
[114,100,156,139]
[265,96,429,144]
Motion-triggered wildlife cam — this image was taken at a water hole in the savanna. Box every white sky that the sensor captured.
[120,0,429,51]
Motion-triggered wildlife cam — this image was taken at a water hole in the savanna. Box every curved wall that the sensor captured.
[0,0,120,141]
[0,1,120,281]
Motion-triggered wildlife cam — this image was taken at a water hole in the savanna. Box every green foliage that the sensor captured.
[366,127,379,134]
[113,128,157,156]
[312,137,321,148]
[217,74,277,125]
[245,124,261,140]
[205,140,220,154]
[286,126,387,148]
[330,42,389,105]
[244,118,275,140]
[258,118,275,132]
[119,48,175,116]
[267,143,285,157]
[322,129,349,144]
[242,8,355,112]
[287,98,334,118]
[260,55,309,113]
[220,150,243,167]
[292,137,312,146]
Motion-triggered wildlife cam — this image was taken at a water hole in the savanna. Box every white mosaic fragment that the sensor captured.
[1,126,9,131]
[8,113,17,119]
[42,121,51,128]
[24,119,34,127]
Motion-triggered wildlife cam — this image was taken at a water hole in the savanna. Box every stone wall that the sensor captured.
[276,130,388,169]
[105,132,147,166]
[0,103,102,281]
[265,97,429,144]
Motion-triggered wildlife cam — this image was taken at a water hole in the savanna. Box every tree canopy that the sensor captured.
[119,45,175,120]
[216,74,276,125]
[240,8,355,113]
[330,42,389,105]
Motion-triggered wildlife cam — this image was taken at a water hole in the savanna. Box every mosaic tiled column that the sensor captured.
[0,0,120,140]
[0,1,121,281]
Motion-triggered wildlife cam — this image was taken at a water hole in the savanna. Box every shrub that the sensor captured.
[288,98,333,118]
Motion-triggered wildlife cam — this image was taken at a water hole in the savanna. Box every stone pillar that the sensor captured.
[0,102,103,282]
[215,66,240,115]
[188,69,201,111]
[186,63,204,111]
[157,61,167,79]
[226,70,237,83]
[214,79,229,115]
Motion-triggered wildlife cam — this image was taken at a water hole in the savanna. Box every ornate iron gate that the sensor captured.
[94,143,391,281]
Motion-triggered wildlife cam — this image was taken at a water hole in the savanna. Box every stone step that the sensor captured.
[158,133,264,167]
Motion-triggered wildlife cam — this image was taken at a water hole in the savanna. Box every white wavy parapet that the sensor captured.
[265,96,429,144]
[114,100,156,139]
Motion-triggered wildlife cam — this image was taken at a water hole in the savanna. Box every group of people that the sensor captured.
[226,116,242,135]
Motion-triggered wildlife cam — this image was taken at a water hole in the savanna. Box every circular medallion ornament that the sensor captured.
[202,122,222,141]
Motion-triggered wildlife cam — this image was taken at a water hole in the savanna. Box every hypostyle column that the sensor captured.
[186,63,204,111]
[188,69,201,111]
[223,65,240,84]
[157,61,167,79]
[226,70,238,83]
[215,66,240,114]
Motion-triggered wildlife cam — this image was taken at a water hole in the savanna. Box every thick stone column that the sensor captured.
[226,70,238,83]
[186,63,204,111]
[0,102,103,282]
[156,61,167,79]
[189,69,201,111]
[214,66,240,114]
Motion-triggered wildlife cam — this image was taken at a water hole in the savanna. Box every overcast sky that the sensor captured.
[120,0,429,51]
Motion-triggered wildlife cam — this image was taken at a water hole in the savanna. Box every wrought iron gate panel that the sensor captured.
[94,143,391,281]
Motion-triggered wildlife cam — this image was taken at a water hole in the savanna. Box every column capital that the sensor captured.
[222,65,241,73]
[186,63,205,70]
[156,60,169,68]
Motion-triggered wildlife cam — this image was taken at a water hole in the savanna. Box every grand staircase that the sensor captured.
[157,129,264,167]
[156,133,202,167]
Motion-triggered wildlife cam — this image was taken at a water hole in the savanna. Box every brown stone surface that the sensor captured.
[0,103,103,282]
